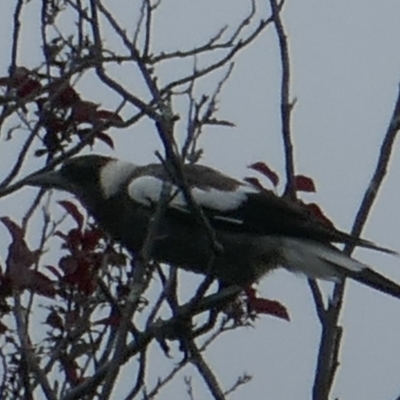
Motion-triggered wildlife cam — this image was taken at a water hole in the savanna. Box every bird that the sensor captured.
[25,154,400,298]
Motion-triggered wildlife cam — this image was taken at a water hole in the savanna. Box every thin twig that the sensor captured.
[308,279,325,324]
[269,0,295,198]
[312,83,400,400]
[184,338,225,400]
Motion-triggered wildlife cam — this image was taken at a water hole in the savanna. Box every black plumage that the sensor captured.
[25,154,400,298]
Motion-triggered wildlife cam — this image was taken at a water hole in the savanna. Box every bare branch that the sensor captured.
[308,279,326,324]
[312,83,400,400]
[184,338,225,400]
[268,0,295,199]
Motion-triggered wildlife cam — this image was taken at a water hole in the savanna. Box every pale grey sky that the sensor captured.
[0,1,400,399]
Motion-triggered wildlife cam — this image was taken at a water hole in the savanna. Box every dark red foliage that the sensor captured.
[0,67,41,98]
[28,270,57,298]
[294,175,316,193]
[248,162,280,187]
[0,217,25,242]
[0,68,124,158]
[245,287,290,321]
[94,110,124,124]
[243,177,267,191]
[17,79,42,98]
[48,82,81,108]
[71,101,123,125]
[0,217,56,298]
[55,204,106,295]
[59,256,97,295]
[58,200,84,229]
[42,113,67,135]
[1,217,37,275]
[71,100,99,123]
[77,128,114,149]
[306,203,335,228]
[81,229,104,251]
[55,229,81,250]
[95,132,115,149]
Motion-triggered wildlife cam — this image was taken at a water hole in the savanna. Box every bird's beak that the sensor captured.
[25,170,70,191]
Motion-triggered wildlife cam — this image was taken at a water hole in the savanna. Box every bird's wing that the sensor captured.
[127,164,395,254]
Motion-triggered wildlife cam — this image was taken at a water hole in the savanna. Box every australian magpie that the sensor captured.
[25,154,400,298]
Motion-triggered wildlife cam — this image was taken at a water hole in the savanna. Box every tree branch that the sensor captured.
[312,83,400,400]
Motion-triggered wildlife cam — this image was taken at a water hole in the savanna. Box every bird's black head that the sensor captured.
[26,155,116,200]
[58,155,112,191]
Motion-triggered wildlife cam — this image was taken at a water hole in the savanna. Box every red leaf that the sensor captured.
[66,229,83,250]
[28,270,56,298]
[0,217,24,241]
[245,288,290,321]
[48,82,80,108]
[58,201,84,229]
[95,132,114,149]
[306,203,335,228]
[82,229,104,251]
[60,257,96,295]
[1,218,39,281]
[243,177,267,191]
[94,109,123,124]
[0,68,41,99]
[42,114,66,135]
[248,162,279,187]
[294,175,316,193]
[16,79,41,98]
[71,100,99,123]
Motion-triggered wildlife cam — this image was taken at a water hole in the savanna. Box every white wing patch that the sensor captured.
[128,176,177,207]
[190,186,248,211]
[100,160,137,198]
[128,175,252,212]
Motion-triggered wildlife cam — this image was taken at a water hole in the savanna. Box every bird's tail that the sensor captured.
[353,237,398,256]
[281,238,400,300]
[338,266,400,300]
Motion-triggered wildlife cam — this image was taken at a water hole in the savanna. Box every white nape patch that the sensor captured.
[128,176,250,212]
[99,160,137,198]
[281,238,367,280]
